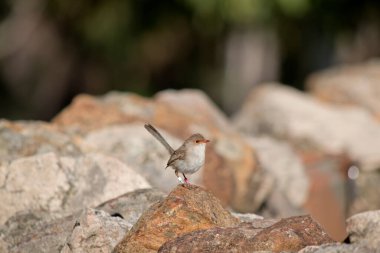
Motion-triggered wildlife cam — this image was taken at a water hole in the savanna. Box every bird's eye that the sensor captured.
[195,140,199,143]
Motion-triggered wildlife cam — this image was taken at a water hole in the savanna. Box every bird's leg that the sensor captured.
[182,173,189,184]
[175,170,184,184]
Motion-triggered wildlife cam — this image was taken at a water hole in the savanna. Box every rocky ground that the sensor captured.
[1,60,380,252]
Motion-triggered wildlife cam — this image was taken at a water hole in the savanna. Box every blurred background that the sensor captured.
[0,0,380,119]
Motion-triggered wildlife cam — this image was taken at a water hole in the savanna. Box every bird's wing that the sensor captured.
[166,150,184,168]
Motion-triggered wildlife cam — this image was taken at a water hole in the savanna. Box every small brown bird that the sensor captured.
[144,124,209,184]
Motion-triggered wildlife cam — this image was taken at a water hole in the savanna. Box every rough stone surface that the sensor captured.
[298,243,373,253]
[51,94,131,133]
[158,215,333,253]
[0,152,150,224]
[82,123,185,192]
[349,171,380,216]
[247,136,309,215]
[298,210,380,253]
[96,188,166,229]
[0,188,162,253]
[346,210,380,249]
[0,120,81,161]
[307,60,380,120]
[154,89,232,131]
[54,90,264,212]
[60,208,128,253]
[233,83,380,171]
[114,184,239,253]
[0,210,76,253]
[231,212,263,222]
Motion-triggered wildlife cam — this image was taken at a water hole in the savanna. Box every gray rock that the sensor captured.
[0,188,163,253]
[81,123,187,192]
[349,171,380,216]
[96,188,166,229]
[247,136,309,215]
[0,211,76,253]
[298,243,375,253]
[0,152,150,224]
[154,89,232,131]
[347,210,380,249]
[0,120,81,161]
[298,210,380,253]
[307,60,380,120]
[233,83,380,171]
[60,208,128,253]
[231,212,263,222]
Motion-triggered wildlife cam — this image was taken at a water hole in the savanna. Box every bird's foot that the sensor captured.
[177,177,185,184]
[184,177,189,184]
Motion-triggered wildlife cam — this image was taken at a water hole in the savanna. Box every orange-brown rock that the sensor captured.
[114,184,239,253]
[53,90,263,212]
[298,149,351,241]
[158,215,334,253]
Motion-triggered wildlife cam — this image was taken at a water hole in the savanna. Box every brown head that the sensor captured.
[184,133,210,146]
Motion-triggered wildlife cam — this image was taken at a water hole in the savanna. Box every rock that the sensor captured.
[114,184,239,253]
[247,136,309,216]
[60,208,128,253]
[0,188,162,253]
[303,163,348,241]
[298,210,380,253]
[298,243,372,253]
[82,123,184,192]
[231,212,263,222]
[154,89,232,131]
[349,170,380,216]
[158,215,334,253]
[54,90,264,212]
[0,211,76,253]
[0,120,81,161]
[0,152,150,224]
[51,94,131,133]
[307,60,380,120]
[96,188,166,229]
[346,210,380,249]
[233,83,380,172]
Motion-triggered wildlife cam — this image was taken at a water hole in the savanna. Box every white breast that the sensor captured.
[175,143,206,174]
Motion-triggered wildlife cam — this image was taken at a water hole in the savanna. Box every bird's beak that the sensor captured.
[199,139,210,144]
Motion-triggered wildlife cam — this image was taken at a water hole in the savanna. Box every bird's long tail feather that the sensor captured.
[144,124,174,154]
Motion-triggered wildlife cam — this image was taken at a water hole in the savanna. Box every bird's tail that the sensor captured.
[144,124,174,154]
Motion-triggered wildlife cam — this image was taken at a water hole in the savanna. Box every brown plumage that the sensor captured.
[144,124,209,183]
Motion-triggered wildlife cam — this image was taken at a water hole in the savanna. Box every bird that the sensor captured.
[144,123,209,184]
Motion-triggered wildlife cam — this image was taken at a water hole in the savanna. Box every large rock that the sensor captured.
[349,170,380,216]
[0,152,150,224]
[81,123,184,192]
[53,90,265,212]
[0,120,81,161]
[307,60,380,120]
[0,188,163,253]
[114,184,239,253]
[158,215,334,253]
[346,210,380,249]
[60,208,128,253]
[299,210,380,253]
[247,136,309,217]
[0,211,75,253]
[233,83,380,172]
[96,188,166,229]
[302,159,348,241]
